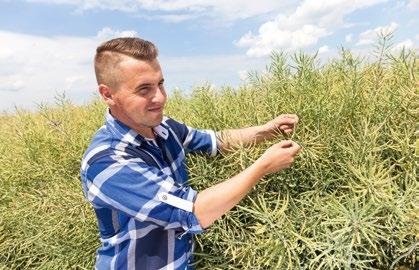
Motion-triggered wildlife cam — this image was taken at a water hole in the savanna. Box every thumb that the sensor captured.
[290,142,302,154]
[278,140,293,148]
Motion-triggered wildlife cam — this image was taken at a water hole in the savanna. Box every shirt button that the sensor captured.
[188,239,192,244]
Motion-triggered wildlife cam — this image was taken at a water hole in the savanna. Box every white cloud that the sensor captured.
[238,70,249,81]
[282,0,386,28]
[345,34,353,43]
[342,22,369,29]
[0,27,138,111]
[356,22,398,46]
[0,28,269,111]
[236,0,387,57]
[0,76,25,92]
[391,39,415,52]
[407,0,419,9]
[26,0,138,12]
[96,27,138,40]
[160,54,267,89]
[318,45,329,54]
[236,23,328,57]
[25,0,292,22]
[140,13,200,23]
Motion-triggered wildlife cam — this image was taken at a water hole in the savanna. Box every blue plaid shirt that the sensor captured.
[80,110,217,270]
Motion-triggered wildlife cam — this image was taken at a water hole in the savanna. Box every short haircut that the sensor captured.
[94,37,159,89]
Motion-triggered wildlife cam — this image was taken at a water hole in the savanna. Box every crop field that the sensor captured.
[0,42,417,269]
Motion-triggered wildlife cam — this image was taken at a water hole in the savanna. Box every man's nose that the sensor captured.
[152,86,166,103]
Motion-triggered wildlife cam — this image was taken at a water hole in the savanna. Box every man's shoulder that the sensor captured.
[162,116,190,142]
[81,125,117,171]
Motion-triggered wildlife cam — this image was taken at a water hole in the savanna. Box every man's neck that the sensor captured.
[136,127,155,140]
[109,109,156,139]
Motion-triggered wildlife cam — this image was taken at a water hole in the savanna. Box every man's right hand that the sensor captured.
[256,140,301,175]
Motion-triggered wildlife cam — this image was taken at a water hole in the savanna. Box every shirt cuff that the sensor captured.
[206,129,218,157]
[181,187,205,234]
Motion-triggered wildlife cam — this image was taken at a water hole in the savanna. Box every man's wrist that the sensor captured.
[252,157,270,178]
[258,122,277,140]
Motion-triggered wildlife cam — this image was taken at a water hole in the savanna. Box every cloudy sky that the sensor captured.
[0,0,418,112]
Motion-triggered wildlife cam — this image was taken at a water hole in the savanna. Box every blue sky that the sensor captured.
[0,0,418,112]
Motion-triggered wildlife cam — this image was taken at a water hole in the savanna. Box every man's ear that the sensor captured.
[98,84,115,106]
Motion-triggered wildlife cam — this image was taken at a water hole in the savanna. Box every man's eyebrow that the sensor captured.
[135,78,164,90]
[135,83,153,90]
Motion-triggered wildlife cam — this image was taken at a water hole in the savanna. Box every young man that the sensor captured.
[80,37,301,270]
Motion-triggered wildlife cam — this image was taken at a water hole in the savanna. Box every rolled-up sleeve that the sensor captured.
[84,155,204,234]
[165,118,218,156]
[183,127,217,157]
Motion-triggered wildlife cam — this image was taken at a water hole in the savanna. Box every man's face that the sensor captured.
[106,57,167,137]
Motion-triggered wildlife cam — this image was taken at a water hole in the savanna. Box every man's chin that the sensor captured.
[150,114,164,127]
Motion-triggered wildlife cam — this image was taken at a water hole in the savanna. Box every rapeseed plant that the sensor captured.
[0,38,417,269]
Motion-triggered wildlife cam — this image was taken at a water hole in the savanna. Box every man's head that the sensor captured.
[94,37,167,138]
[94,37,158,90]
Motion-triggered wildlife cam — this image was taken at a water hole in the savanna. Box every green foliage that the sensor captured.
[0,44,417,269]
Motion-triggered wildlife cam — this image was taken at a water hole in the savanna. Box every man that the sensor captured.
[80,37,301,270]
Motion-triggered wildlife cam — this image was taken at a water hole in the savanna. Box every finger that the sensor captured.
[280,114,297,118]
[276,118,297,126]
[290,142,302,153]
[282,114,298,122]
[280,124,294,130]
[278,140,293,148]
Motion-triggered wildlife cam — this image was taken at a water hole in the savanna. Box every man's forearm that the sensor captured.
[193,159,267,229]
[216,123,278,152]
[216,114,298,152]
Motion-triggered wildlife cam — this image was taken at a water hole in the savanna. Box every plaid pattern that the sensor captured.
[80,110,217,270]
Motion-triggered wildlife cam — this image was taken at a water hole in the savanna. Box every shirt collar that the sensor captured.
[105,109,169,146]
[153,124,169,140]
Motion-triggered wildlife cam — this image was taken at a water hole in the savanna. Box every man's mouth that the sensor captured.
[148,106,163,112]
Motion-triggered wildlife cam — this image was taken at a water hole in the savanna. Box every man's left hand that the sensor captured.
[265,114,299,136]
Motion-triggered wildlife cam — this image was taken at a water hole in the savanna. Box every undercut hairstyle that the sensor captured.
[94,37,159,89]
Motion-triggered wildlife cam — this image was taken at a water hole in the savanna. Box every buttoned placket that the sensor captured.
[155,135,186,187]
[186,234,195,267]
[140,136,165,165]
[147,126,198,266]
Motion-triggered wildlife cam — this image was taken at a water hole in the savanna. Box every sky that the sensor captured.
[0,0,418,112]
